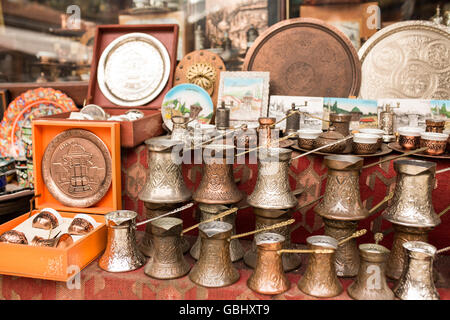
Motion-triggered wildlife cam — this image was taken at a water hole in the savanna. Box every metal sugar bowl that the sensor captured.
[189,221,240,288]
[190,203,244,262]
[144,217,190,280]
[99,210,146,273]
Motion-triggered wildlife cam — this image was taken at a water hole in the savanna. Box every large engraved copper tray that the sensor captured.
[42,129,113,208]
[388,142,450,159]
[358,21,450,100]
[291,141,392,158]
[243,18,361,98]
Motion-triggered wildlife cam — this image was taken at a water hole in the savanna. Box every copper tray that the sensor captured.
[243,18,361,98]
[291,141,392,158]
[358,21,450,100]
[388,142,450,160]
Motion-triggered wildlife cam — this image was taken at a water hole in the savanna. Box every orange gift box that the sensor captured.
[0,119,121,281]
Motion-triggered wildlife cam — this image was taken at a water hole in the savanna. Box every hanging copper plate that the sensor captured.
[243,18,361,98]
[42,129,113,208]
[174,50,226,107]
[358,21,450,100]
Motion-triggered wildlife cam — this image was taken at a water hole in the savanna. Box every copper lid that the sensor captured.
[318,127,345,141]
[243,18,361,97]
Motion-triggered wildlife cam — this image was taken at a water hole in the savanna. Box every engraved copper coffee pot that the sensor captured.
[247,233,290,295]
[189,221,240,288]
[144,217,190,279]
[315,155,369,277]
[247,148,298,210]
[99,210,146,273]
[394,241,440,300]
[193,144,243,204]
[190,203,244,262]
[139,138,192,204]
[244,207,301,271]
[138,138,192,256]
[347,243,394,300]
[298,235,343,298]
[383,159,440,279]
[329,113,353,153]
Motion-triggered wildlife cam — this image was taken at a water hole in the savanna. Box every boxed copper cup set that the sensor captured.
[0,15,449,301]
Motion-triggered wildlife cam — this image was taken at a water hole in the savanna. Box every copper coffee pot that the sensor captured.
[383,159,440,279]
[314,155,369,277]
[329,113,353,153]
[247,233,290,295]
[138,137,192,256]
[139,138,192,204]
[297,235,343,298]
[394,241,440,300]
[99,210,146,273]
[188,221,240,288]
[244,207,301,271]
[190,203,244,262]
[247,147,298,210]
[192,144,243,204]
[139,202,191,257]
[144,217,190,279]
[257,117,277,147]
[347,242,394,300]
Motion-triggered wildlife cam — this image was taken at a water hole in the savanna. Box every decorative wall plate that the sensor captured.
[174,50,226,107]
[243,18,361,98]
[0,88,77,158]
[358,21,450,100]
[161,84,214,131]
[97,32,171,107]
[42,129,112,208]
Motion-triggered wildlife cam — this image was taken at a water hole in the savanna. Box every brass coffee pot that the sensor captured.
[298,235,343,298]
[139,202,191,257]
[394,241,439,300]
[189,221,240,288]
[329,113,353,153]
[193,144,243,204]
[315,155,368,221]
[247,148,298,210]
[347,243,394,300]
[144,217,190,279]
[139,138,192,204]
[99,210,146,273]
[247,233,290,295]
[190,203,244,262]
[244,207,301,271]
[315,155,369,277]
[383,159,440,279]
[383,159,439,227]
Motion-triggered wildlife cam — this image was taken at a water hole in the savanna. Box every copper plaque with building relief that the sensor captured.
[42,129,112,208]
[243,18,361,98]
[358,21,450,100]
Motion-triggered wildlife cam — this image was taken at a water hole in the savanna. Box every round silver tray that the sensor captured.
[291,141,392,158]
[97,32,171,107]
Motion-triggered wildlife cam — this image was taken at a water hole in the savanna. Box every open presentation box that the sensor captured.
[0,120,122,281]
[44,24,179,148]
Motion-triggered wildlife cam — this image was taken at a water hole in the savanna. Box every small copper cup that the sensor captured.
[68,214,96,235]
[420,132,449,156]
[297,129,322,150]
[352,133,379,155]
[32,208,62,230]
[359,128,384,150]
[31,233,74,249]
[0,230,28,244]
[445,130,450,153]
[425,119,445,133]
[398,127,423,150]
